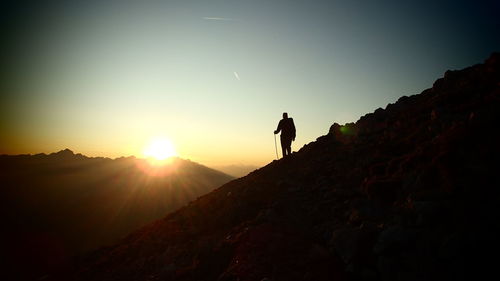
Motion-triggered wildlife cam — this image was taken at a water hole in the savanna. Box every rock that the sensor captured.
[412,200,446,226]
[374,226,420,255]
[363,178,402,207]
[330,226,379,277]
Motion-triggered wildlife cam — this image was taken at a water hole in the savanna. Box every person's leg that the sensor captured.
[282,138,291,157]
[286,146,291,156]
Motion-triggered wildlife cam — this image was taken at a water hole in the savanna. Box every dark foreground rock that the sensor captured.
[73,53,500,281]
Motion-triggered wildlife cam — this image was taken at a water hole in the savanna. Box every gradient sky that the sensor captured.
[1,0,499,166]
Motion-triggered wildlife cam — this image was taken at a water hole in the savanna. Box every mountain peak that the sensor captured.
[69,52,500,280]
[52,148,74,156]
[1,150,235,280]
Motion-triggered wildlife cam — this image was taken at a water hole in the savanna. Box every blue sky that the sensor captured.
[1,0,499,166]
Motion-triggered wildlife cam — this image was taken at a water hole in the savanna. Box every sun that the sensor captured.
[143,137,177,161]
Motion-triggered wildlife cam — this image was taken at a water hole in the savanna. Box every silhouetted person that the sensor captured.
[274,112,296,158]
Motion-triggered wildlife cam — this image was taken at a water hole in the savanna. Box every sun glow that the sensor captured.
[143,137,177,162]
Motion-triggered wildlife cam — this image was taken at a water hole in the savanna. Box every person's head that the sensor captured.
[283,112,288,119]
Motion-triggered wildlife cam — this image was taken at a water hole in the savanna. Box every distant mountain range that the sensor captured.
[72,53,500,281]
[0,151,234,280]
[211,164,260,178]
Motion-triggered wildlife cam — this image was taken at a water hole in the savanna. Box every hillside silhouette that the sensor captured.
[0,151,233,280]
[71,53,500,281]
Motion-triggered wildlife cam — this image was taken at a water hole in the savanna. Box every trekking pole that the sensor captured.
[274,133,279,160]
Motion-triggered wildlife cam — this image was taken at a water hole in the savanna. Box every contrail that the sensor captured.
[233,71,240,81]
[203,17,234,21]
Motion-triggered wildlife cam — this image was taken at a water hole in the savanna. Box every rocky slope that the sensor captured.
[0,152,233,280]
[73,53,500,281]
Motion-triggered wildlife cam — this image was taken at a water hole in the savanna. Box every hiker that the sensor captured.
[274,112,296,158]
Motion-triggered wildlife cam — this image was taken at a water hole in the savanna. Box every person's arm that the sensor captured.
[274,120,283,134]
[291,119,296,141]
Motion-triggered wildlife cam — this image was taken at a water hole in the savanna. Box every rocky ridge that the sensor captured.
[0,152,234,281]
[75,53,500,281]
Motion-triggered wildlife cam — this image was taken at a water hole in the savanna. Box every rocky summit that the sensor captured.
[74,53,500,281]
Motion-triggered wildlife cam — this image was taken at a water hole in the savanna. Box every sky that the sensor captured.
[1,0,499,167]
